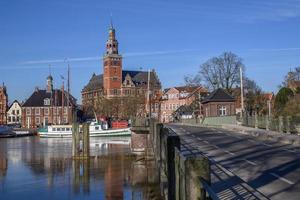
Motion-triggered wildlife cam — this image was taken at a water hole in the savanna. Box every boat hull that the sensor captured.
[38,128,131,138]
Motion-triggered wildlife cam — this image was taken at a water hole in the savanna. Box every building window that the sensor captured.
[26,108,31,115]
[218,105,227,116]
[12,110,15,115]
[44,117,49,125]
[35,117,40,124]
[44,98,50,106]
[8,116,11,122]
[35,108,40,115]
[44,108,49,115]
[17,110,19,115]
[64,107,67,114]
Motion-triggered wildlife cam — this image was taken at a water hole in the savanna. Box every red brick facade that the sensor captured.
[159,86,207,122]
[103,26,123,97]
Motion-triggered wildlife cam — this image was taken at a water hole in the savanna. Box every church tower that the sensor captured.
[103,22,122,97]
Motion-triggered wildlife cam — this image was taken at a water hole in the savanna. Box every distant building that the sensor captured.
[7,100,22,125]
[22,75,76,128]
[159,86,207,123]
[202,88,236,117]
[0,84,8,125]
[81,23,162,116]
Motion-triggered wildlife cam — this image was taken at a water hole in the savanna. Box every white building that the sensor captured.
[7,100,22,125]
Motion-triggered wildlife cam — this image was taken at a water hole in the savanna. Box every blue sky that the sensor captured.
[1,0,300,103]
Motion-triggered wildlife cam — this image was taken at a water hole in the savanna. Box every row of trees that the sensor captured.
[184,52,267,115]
[85,95,147,120]
[185,52,300,117]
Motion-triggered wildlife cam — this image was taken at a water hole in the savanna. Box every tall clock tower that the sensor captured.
[103,23,122,97]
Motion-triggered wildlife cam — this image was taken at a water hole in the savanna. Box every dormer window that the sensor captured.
[44,98,50,106]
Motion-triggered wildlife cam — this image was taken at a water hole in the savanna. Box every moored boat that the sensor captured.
[38,121,131,138]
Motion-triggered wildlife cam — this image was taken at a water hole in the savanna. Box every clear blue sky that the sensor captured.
[1,0,300,103]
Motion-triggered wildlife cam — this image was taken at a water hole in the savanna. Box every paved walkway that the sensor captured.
[168,124,300,200]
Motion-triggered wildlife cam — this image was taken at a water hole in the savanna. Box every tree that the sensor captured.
[283,95,300,116]
[282,67,300,87]
[184,74,202,86]
[274,87,294,115]
[199,52,244,92]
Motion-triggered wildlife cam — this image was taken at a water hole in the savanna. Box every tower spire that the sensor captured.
[110,13,114,29]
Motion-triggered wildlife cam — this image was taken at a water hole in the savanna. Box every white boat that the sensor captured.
[38,121,131,138]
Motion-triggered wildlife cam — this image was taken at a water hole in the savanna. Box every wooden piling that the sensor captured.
[72,122,79,158]
[83,123,90,158]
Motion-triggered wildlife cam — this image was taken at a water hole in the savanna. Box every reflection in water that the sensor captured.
[0,137,160,200]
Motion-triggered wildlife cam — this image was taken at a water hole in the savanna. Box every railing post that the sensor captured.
[186,156,210,200]
[286,116,291,134]
[255,112,258,129]
[266,116,270,131]
[279,116,283,133]
[166,132,180,200]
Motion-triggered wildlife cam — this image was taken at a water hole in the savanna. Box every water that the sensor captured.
[0,136,160,200]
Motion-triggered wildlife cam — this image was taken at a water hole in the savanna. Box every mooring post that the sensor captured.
[72,122,80,158]
[83,123,90,158]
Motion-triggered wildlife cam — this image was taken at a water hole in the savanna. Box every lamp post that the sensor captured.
[240,66,244,119]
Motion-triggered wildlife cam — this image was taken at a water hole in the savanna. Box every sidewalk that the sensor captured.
[222,124,300,147]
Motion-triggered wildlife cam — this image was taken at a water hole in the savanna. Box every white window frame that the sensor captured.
[35,108,40,115]
[219,105,227,116]
[26,108,31,115]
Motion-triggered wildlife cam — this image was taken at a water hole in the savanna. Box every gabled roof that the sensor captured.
[23,89,76,107]
[174,105,194,115]
[201,88,235,104]
[82,70,162,92]
[8,100,21,110]
[82,74,103,92]
[122,70,161,88]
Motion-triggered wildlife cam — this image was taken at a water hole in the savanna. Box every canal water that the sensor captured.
[0,136,161,200]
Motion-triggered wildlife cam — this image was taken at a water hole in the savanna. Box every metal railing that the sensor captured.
[199,177,220,200]
[242,115,300,134]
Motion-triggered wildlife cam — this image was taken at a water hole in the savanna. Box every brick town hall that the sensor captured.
[81,23,162,112]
